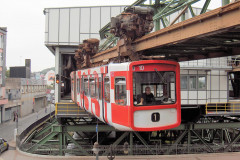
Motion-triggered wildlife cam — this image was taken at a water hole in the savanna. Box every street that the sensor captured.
[0,104,55,142]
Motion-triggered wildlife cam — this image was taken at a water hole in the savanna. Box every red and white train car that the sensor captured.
[71,60,181,131]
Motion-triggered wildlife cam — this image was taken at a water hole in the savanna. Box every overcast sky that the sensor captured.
[0,0,222,72]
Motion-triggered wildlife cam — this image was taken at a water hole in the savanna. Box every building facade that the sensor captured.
[44,70,55,86]
[4,78,47,120]
[0,27,8,124]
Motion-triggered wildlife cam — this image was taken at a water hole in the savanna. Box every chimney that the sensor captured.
[25,59,31,78]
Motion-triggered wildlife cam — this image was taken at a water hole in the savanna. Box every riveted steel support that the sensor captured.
[191,130,214,152]
[27,132,58,153]
[166,130,187,154]
[200,0,211,14]
[130,132,133,155]
[224,132,240,152]
[103,132,129,156]
[134,132,154,154]
[65,132,90,155]
[34,119,57,139]
[59,132,63,155]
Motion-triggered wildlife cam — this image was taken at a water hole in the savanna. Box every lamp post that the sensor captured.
[123,142,129,155]
[93,142,100,160]
[107,145,115,160]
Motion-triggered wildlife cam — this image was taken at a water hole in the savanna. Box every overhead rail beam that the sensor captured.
[92,1,240,64]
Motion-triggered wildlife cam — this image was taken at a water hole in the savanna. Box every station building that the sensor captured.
[44,5,239,104]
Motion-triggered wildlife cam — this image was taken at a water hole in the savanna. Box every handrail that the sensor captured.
[206,102,240,115]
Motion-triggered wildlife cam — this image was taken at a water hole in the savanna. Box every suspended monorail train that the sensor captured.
[70,60,181,131]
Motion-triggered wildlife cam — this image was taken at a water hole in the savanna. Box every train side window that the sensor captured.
[104,77,110,102]
[84,78,89,96]
[90,78,97,98]
[77,78,80,93]
[99,77,102,100]
[71,79,74,91]
[81,77,84,93]
[115,77,127,106]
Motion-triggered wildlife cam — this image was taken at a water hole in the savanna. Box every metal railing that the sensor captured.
[206,102,240,115]
[19,143,240,156]
[55,103,82,116]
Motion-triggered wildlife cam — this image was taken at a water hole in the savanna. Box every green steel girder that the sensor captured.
[130,132,133,155]
[154,0,176,20]
[62,124,115,132]
[59,133,63,155]
[200,0,211,14]
[169,122,240,130]
[24,130,37,143]
[222,0,230,6]
[34,119,57,139]
[188,5,196,17]
[65,132,90,155]
[166,130,188,154]
[191,130,214,152]
[134,132,154,154]
[224,132,240,152]
[154,0,200,21]
[27,132,58,153]
[103,132,129,156]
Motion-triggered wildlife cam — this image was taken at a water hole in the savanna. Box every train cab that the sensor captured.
[71,60,181,131]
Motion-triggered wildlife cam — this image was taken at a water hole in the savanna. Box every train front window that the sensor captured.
[133,71,176,106]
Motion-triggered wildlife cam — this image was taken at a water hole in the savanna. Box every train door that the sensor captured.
[97,74,104,122]
[90,75,100,117]
[76,76,80,106]
[71,73,74,101]
[71,72,77,102]
[76,71,81,107]
[111,72,130,129]
[79,75,84,109]
[103,74,112,125]
[83,75,90,112]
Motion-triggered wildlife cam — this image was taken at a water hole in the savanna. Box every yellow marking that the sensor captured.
[3,142,7,146]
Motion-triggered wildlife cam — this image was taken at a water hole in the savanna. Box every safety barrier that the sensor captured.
[206,102,240,115]
[55,102,83,117]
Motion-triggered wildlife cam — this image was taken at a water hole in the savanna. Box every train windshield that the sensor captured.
[133,71,176,106]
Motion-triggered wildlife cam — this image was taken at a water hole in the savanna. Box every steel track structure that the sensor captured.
[18,108,240,156]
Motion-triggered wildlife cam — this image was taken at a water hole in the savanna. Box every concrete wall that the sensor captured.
[4,78,47,119]
[21,91,46,116]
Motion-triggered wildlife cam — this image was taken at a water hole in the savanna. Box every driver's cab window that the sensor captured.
[133,71,176,106]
